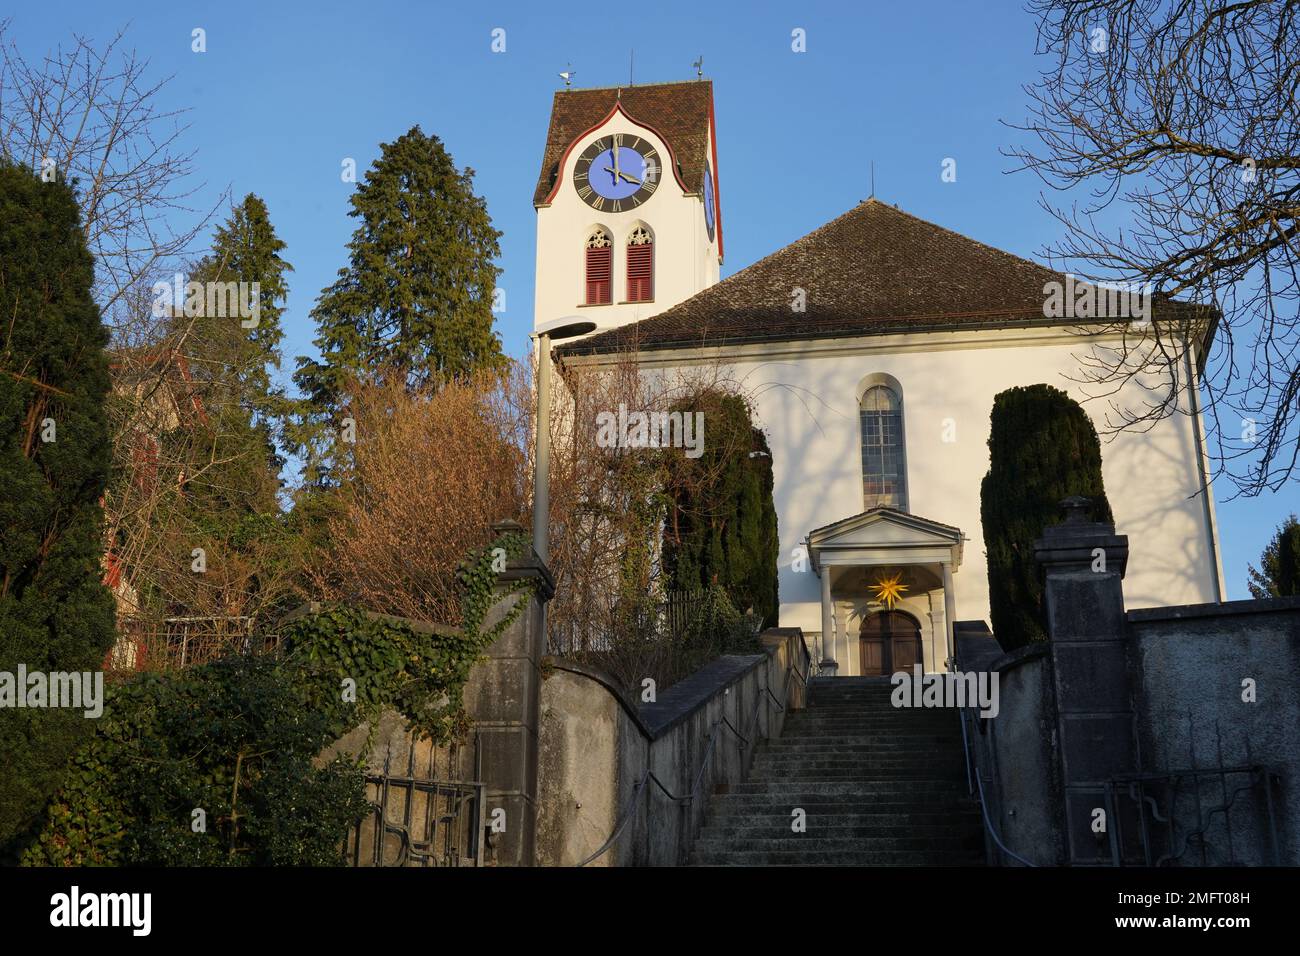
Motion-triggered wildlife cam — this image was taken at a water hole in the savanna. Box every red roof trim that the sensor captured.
[708,96,724,263]
[540,100,691,207]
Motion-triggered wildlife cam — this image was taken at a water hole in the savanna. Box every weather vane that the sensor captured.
[693,56,704,79]
[558,64,576,89]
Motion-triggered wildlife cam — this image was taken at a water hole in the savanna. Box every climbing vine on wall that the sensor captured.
[20,531,537,866]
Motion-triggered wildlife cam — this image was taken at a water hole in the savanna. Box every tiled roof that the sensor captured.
[557,199,1201,355]
[533,80,713,206]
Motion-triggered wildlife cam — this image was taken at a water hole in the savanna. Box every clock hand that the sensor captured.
[604,166,641,186]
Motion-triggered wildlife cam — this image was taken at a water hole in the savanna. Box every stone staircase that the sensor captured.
[690,676,986,866]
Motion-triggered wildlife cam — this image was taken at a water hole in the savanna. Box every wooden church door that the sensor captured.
[859,610,922,676]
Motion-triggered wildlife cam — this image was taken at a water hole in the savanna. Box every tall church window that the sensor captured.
[626,226,654,303]
[585,228,612,304]
[860,384,908,511]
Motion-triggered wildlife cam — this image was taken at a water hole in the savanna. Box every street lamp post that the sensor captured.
[531,318,596,564]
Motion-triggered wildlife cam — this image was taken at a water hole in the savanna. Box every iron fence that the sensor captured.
[346,747,486,867]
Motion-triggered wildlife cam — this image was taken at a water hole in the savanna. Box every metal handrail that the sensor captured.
[577,650,808,866]
[957,701,1037,867]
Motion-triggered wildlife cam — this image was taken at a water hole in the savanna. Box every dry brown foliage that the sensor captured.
[308,368,532,626]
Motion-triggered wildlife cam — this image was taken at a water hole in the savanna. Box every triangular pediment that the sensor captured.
[807,508,964,570]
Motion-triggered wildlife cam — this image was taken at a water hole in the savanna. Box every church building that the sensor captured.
[535,79,1226,676]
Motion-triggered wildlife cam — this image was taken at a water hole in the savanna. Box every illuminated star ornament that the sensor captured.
[871,572,909,610]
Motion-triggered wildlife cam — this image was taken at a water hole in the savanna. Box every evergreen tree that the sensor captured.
[292,127,504,480]
[184,193,293,475]
[662,392,780,629]
[151,195,297,634]
[1247,514,1300,598]
[0,161,117,850]
[173,193,292,515]
[980,384,1113,650]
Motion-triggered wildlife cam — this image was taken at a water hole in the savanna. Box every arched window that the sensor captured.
[860,384,907,511]
[626,226,654,303]
[585,228,612,304]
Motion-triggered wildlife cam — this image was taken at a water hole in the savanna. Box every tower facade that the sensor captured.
[532,80,722,337]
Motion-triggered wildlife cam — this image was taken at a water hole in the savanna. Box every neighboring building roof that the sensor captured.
[534,80,714,206]
[558,199,1208,356]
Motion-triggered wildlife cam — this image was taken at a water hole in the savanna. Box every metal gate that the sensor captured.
[346,748,485,867]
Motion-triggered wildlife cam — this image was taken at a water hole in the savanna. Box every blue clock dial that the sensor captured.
[574,134,660,212]
[703,166,716,239]
[589,146,646,198]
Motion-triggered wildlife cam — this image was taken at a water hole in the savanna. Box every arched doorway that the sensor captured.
[859,610,922,676]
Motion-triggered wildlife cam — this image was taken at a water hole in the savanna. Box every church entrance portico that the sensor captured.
[806,509,965,677]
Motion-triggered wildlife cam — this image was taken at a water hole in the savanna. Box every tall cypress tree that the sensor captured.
[662,392,780,629]
[292,127,504,480]
[0,161,116,850]
[980,384,1113,650]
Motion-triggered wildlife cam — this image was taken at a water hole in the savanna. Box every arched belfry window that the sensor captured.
[860,384,908,511]
[626,226,654,303]
[585,228,612,305]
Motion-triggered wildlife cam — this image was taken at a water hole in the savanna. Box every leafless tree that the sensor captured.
[0,20,222,328]
[1007,0,1299,495]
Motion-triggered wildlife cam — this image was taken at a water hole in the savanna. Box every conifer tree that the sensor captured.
[0,161,116,849]
[292,127,504,481]
[662,392,780,629]
[174,193,292,514]
[1247,515,1300,599]
[980,384,1113,649]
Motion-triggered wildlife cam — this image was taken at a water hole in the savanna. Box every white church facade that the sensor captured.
[535,80,1226,676]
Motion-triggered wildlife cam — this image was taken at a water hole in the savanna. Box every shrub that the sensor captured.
[980,384,1112,649]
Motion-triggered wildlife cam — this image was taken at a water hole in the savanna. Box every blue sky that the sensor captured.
[8,0,1295,597]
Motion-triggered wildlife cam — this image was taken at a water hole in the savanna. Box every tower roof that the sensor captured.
[534,80,714,206]
[558,199,1208,356]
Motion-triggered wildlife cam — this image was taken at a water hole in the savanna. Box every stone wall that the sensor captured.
[964,503,1300,868]
[1128,597,1300,865]
[536,627,810,866]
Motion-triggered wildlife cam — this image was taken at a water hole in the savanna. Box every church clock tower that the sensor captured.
[532,80,722,339]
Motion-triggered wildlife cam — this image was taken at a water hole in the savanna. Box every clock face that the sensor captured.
[703,166,716,240]
[573,134,660,212]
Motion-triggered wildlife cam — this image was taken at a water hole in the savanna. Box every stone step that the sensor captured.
[772,736,962,747]
[754,754,967,770]
[733,790,967,806]
[692,836,980,855]
[690,848,984,866]
[699,821,981,839]
[743,764,967,780]
[712,790,977,806]
[783,723,948,729]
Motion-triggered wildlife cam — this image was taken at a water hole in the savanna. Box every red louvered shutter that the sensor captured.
[585,246,612,304]
[626,241,653,302]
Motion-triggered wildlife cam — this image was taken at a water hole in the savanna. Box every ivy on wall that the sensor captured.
[20,531,536,866]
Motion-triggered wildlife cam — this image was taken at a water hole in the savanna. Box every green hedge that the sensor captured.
[980,385,1113,650]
